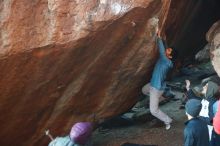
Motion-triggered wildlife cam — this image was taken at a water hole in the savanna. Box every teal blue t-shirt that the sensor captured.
[150,37,173,90]
[48,136,80,146]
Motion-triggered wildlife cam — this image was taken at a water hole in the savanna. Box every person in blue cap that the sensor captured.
[184,99,210,146]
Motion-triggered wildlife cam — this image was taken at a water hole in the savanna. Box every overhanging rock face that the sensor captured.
[0,0,164,145]
[2,0,219,145]
[207,20,220,77]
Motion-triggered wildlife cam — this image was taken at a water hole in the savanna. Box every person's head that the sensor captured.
[165,47,173,59]
[166,46,178,63]
[70,122,93,145]
[201,81,219,99]
[185,99,202,119]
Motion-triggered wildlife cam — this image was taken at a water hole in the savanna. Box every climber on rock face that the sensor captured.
[142,28,176,130]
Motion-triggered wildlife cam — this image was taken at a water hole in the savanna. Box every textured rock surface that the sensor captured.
[1,0,220,145]
[0,0,164,146]
[207,20,220,77]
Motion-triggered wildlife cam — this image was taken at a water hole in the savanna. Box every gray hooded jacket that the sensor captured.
[205,81,219,122]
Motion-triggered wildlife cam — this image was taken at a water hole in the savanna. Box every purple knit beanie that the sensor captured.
[70,122,93,145]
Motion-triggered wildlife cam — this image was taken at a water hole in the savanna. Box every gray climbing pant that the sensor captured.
[142,83,172,124]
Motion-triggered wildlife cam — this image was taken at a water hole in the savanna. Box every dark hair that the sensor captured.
[168,46,178,62]
[215,92,220,100]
